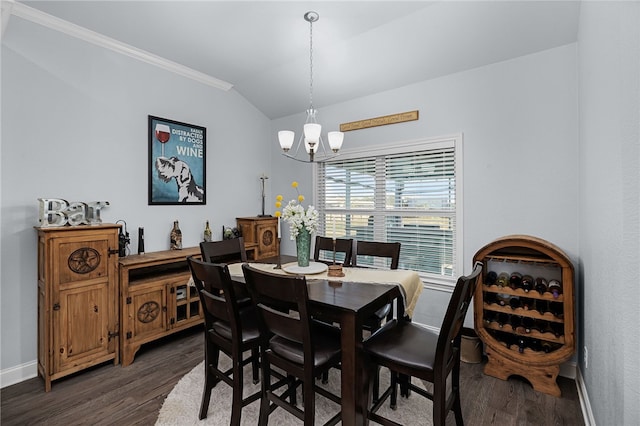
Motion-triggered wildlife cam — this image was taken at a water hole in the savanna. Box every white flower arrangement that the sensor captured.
[282,200,319,239]
[275,181,319,239]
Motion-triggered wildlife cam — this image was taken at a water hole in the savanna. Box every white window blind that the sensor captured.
[317,136,461,283]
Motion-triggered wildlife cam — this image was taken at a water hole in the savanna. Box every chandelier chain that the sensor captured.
[308,16,314,111]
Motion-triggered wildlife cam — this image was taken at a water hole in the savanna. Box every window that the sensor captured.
[316,135,463,286]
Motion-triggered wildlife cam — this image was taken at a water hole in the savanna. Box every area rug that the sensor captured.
[156,353,434,425]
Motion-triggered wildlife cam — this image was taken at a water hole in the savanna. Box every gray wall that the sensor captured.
[273,44,579,329]
[578,2,640,425]
[1,15,272,378]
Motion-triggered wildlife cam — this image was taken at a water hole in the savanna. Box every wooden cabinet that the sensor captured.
[118,247,201,366]
[36,224,120,391]
[473,235,575,397]
[236,217,279,260]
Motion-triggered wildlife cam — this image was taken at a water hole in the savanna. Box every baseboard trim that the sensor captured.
[576,367,596,426]
[0,360,38,389]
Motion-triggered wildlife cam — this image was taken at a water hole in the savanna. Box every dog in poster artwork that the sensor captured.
[155,156,204,202]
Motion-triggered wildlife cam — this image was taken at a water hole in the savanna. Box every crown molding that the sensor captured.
[8,1,233,91]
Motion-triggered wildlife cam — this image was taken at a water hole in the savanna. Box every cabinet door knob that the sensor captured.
[53,303,60,311]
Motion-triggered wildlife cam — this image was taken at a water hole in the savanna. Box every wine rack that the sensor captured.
[473,235,575,397]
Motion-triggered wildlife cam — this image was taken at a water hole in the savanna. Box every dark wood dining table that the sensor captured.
[229,255,406,426]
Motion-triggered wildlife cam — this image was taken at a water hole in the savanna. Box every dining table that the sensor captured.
[225,256,424,426]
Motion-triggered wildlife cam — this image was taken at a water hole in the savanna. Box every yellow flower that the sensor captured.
[298,195,305,202]
[274,211,281,218]
[275,201,282,208]
[276,194,283,201]
[291,181,299,188]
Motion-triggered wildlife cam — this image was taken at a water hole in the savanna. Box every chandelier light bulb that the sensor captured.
[327,131,344,152]
[278,130,295,152]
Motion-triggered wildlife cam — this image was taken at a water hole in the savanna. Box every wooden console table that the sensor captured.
[119,247,202,366]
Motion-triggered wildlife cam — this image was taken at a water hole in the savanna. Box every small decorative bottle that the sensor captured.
[203,220,212,242]
[170,220,182,250]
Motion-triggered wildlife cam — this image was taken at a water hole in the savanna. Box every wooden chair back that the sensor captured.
[353,240,401,269]
[200,238,247,264]
[313,236,353,266]
[436,261,483,371]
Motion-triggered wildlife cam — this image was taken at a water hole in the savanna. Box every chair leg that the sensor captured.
[199,344,220,420]
[258,363,271,426]
[199,362,213,420]
[399,373,411,398]
[452,362,464,425]
[230,359,244,426]
[287,374,297,406]
[303,377,316,424]
[372,365,381,404]
[390,370,398,410]
[433,381,447,426]
[251,348,260,384]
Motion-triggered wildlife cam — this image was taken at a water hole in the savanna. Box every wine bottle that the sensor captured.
[522,316,535,333]
[484,292,498,305]
[509,315,522,331]
[485,271,498,285]
[521,275,534,292]
[170,220,182,250]
[517,336,526,353]
[496,293,510,306]
[509,296,521,310]
[549,301,564,318]
[535,299,549,315]
[520,297,534,311]
[497,312,510,327]
[497,272,510,287]
[534,277,548,295]
[548,280,563,298]
[483,310,497,324]
[203,220,212,242]
[509,272,523,290]
[550,322,564,337]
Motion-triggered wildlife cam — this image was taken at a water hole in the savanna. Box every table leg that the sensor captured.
[340,313,367,426]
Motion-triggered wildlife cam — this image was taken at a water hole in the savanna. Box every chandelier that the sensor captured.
[278,11,344,163]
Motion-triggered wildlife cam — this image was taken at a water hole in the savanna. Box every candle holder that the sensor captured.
[327,238,344,277]
[273,237,282,269]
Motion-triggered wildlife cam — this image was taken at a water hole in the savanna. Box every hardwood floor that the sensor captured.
[1,326,584,425]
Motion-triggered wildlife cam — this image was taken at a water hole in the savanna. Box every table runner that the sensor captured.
[226,262,423,318]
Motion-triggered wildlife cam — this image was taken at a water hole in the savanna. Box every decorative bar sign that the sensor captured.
[38,198,110,227]
[340,110,419,132]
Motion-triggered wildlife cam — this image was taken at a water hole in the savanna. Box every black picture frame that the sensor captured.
[148,115,206,205]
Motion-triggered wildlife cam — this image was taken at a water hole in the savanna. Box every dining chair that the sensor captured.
[363,262,483,426]
[313,236,353,266]
[187,256,261,425]
[242,264,343,426]
[200,238,252,307]
[200,237,247,264]
[351,240,402,402]
[351,241,402,331]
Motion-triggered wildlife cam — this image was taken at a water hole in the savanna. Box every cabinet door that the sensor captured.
[54,282,112,373]
[256,222,277,258]
[50,232,118,374]
[125,284,168,343]
[167,276,202,329]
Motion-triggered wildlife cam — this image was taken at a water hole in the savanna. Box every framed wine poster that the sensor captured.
[148,115,206,205]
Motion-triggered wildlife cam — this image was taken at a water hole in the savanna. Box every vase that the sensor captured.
[296,228,311,267]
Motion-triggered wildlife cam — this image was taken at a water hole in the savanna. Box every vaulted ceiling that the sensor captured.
[8,1,580,119]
